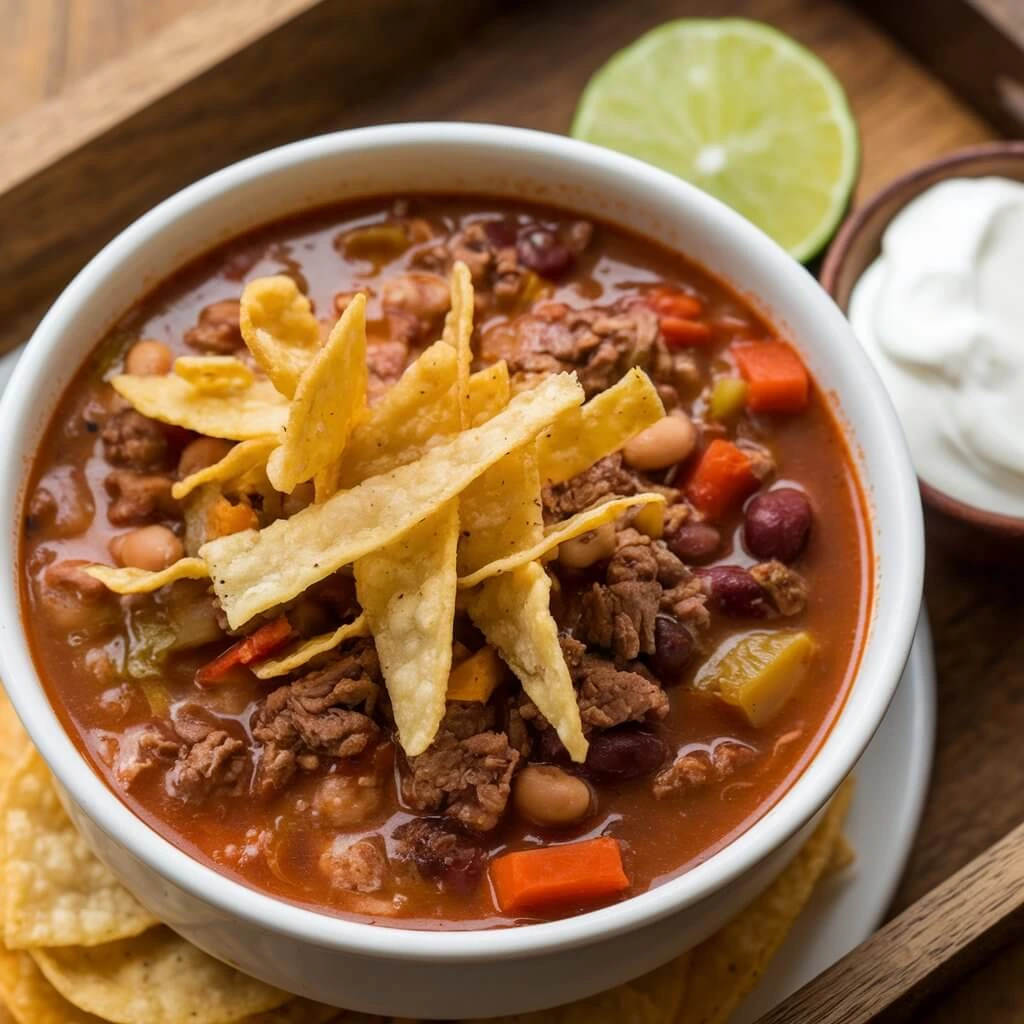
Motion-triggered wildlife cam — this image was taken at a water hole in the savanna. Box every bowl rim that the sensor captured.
[820,140,1024,538]
[0,122,923,961]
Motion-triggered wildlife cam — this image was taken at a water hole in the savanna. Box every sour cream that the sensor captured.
[849,177,1024,518]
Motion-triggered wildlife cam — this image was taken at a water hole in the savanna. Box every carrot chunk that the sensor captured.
[195,615,293,685]
[490,837,629,915]
[686,439,758,521]
[660,316,713,348]
[647,287,705,320]
[732,341,809,414]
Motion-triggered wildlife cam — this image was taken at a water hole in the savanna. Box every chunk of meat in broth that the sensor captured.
[184,299,243,353]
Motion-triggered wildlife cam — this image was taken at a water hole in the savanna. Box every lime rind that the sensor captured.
[571,18,860,262]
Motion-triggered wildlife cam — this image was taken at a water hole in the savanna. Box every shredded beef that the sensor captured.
[167,730,246,804]
[184,299,243,353]
[653,741,757,799]
[101,410,168,470]
[104,470,179,526]
[392,818,486,894]
[320,837,387,893]
[115,725,180,788]
[542,453,643,522]
[750,560,808,616]
[401,702,519,832]
[251,641,382,797]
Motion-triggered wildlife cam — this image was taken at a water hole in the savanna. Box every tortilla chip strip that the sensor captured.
[443,261,474,427]
[356,501,460,756]
[268,293,368,495]
[253,615,369,680]
[173,356,255,395]
[537,368,665,485]
[84,558,208,595]
[112,374,288,440]
[203,373,584,629]
[2,750,158,949]
[678,777,855,1024]
[459,492,667,588]
[0,945,91,1024]
[240,275,322,398]
[172,438,277,500]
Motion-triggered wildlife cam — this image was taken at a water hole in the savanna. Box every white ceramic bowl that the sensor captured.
[0,124,923,1018]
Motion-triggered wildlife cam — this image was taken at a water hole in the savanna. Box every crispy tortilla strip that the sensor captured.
[2,750,157,949]
[678,777,855,1024]
[467,563,586,762]
[240,275,322,398]
[173,356,255,395]
[466,361,511,426]
[0,688,30,784]
[826,833,856,876]
[537,368,664,486]
[30,927,288,1024]
[203,373,583,630]
[442,261,474,428]
[112,374,288,440]
[172,438,277,500]
[0,945,96,1024]
[459,493,667,588]
[244,1001,345,1023]
[267,293,368,495]
[84,558,208,595]
[252,615,369,680]
[356,501,460,755]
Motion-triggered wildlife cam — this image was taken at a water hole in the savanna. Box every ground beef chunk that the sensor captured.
[251,641,382,797]
[43,559,109,602]
[104,470,179,526]
[739,439,776,481]
[381,272,451,321]
[167,730,246,804]
[480,300,665,397]
[101,410,168,470]
[115,725,180,788]
[506,705,533,760]
[320,837,387,893]
[750,560,808,616]
[392,818,486,895]
[653,741,757,799]
[366,340,409,403]
[401,702,519,832]
[184,299,243,353]
[542,453,643,522]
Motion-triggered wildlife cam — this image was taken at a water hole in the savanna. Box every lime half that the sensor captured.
[571,19,859,262]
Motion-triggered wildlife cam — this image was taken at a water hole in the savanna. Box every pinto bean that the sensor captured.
[558,522,616,570]
[125,340,173,376]
[622,412,697,471]
[513,765,593,826]
[584,727,667,782]
[111,524,183,571]
[178,437,234,479]
[665,521,721,564]
[697,565,771,618]
[743,488,812,562]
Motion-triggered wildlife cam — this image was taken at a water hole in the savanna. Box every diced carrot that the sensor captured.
[446,645,505,703]
[489,837,630,915]
[195,615,293,686]
[686,440,758,521]
[732,341,810,414]
[647,287,705,320]
[207,497,259,539]
[659,316,713,348]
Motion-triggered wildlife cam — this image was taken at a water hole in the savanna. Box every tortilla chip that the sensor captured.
[2,750,157,949]
[252,615,369,680]
[244,1001,343,1023]
[356,502,459,756]
[112,374,288,440]
[458,493,667,588]
[173,356,255,395]
[30,927,288,1024]
[466,361,510,426]
[537,368,664,485]
[678,777,855,1024]
[0,945,97,1024]
[240,275,322,398]
[826,834,856,876]
[172,439,277,501]
[267,293,368,495]
[203,373,584,630]
[84,558,208,595]
[442,261,474,428]
[0,690,30,783]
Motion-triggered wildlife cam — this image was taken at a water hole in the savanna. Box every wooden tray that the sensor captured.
[3,0,1021,1018]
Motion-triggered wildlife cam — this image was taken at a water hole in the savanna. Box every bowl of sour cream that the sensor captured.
[821,142,1024,539]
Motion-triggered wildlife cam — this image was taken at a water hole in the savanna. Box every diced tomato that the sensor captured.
[195,615,294,686]
[686,439,758,521]
[732,341,810,414]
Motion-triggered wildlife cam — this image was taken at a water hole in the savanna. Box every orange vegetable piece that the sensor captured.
[195,615,293,685]
[660,316,713,348]
[647,287,704,320]
[732,341,809,414]
[490,836,629,915]
[686,440,758,521]
[207,497,259,538]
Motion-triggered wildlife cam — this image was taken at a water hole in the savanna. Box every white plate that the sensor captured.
[733,611,936,1023]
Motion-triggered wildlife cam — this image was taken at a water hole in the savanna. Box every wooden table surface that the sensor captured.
[4,0,1021,1018]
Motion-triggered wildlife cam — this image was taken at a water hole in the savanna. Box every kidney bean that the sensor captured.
[666,521,721,564]
[649,616,694,681]
[516,227,573,278]
[483,218,518,249]
[697,565,771,618]
[743,488,812,562]
[535,728,571,766]
[392,819,486,896]
[584,727,667,783]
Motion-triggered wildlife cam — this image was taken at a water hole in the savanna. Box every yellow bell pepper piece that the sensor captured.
[446,645,505,703]
[709,377,748,422]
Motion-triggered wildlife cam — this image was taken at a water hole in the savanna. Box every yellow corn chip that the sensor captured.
[244,1001,345,1023]
[172,438,278,500]
[252,615,369,680]
[203,373,583,629]
[537,368,664,485]
[240,275,322,398]
[466,361,511,426]
[458,493,667,588]
[442,261,474,428]
[84,558,208,595]
[267,293,368,495]
[112,375,288,440]
[173,356,255,395]
[30,927,288,1024]
[826,833,856,876]
[678,778,855,1024]
[2,750,157,949]
[0,945,94,1024]
[0,688,30,783]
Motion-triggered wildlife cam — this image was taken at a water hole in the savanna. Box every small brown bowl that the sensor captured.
[820,142,1024,553]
